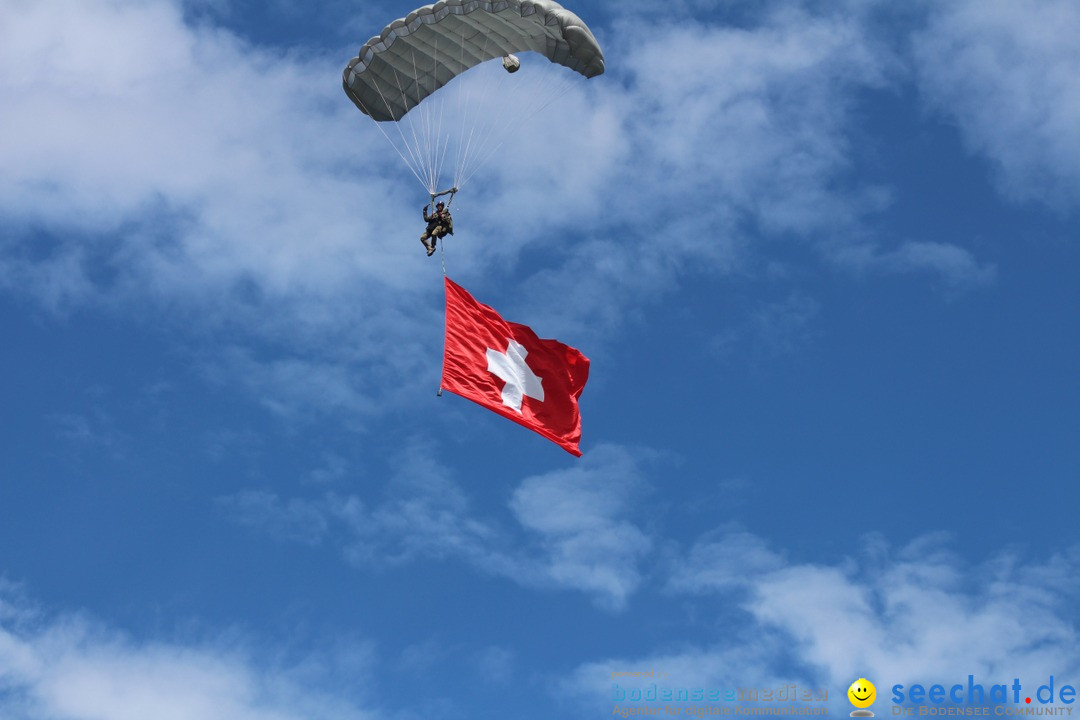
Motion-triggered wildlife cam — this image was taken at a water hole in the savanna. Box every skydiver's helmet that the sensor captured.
[502,54,521,73]
[436,201,445,209]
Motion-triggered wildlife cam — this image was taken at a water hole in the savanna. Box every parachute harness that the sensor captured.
[430,186,457,278]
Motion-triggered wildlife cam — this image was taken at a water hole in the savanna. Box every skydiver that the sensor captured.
[420,201,453,256]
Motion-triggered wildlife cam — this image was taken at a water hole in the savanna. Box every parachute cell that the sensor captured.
[343,0,605,123]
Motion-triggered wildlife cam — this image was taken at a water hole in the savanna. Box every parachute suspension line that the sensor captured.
[452,19,471,191]
[430,32,454,195]
[453,30,510,192]
[391,59,433,193]
[374,67,428,189]
[407,49,436,194]
[453,69,483,191]
[450,26,491,192]
[387,67,427,178]
[436,133,451,198]
[447,28,481,191]
[414,46,437,192]
[456,61,518,190]
[406,34,454,196]
[356,96,426,190]
[427,33,453,195]
[356,68,429,189]
[458,69,578,190]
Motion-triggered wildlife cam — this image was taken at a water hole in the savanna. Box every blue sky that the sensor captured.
[2,0,1080,718]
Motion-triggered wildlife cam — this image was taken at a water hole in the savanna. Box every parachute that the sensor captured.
[343,0,605,196]
[343,0,604,123]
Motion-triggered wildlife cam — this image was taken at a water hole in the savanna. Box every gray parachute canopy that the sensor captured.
[343,0,605,122]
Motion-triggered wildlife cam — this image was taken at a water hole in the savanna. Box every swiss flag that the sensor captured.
[440,277,590,456]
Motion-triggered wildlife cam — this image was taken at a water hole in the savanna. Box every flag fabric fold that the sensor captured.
[441,277,590,456]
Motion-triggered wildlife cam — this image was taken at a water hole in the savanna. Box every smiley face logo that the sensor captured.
[848,678,877,709]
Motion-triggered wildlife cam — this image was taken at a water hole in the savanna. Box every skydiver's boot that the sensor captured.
[421,235,433,255]
[427,237,437,256]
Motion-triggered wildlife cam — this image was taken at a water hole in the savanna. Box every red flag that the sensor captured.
[441,277,590,456]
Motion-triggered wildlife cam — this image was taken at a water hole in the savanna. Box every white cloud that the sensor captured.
[472,645,516,684]
[666,529,786,594]
[748,535,1080,685]
[49,409,130,458]
[913,0,1080,212]
[507,444,656,610]
[219,444,657,609]
[0,0,1023,422]
[831,239,998,290]
[884,241,997,288]
[500,5,910,335]
[216,490,330,545]
[0,0,436,419]
[564,531,1080,715]
[0,595,378,720]
[335,448,501,566]
[209,347,380,425]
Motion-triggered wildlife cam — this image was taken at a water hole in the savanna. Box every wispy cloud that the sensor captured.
[0,0,441,422]
[0,591,378,720]
[913,0,1080,212]
[666,529,786,594]
[218,444,658,609]
[831,239,997,290]
[2,0,1059,424]
[49,410,130,458]
[334,448,501,566]
[564,531,1080,715]
[216,490,330,546]
[505,444,656,610]
[497,4,1001,336]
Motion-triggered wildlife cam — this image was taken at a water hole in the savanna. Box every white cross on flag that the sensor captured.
[441,277,590,456]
